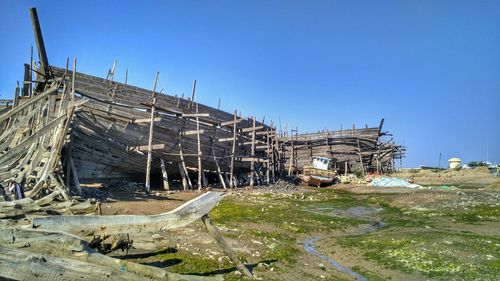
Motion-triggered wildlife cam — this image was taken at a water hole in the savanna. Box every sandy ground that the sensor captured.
[94,169,499,280]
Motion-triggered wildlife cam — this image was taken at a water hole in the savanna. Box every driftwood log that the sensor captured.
[0,227,222,281]
[33,192,224,236]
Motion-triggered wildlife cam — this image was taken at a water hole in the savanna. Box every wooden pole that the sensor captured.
[145,72,159,193]
[69,157,82,196]
[71,58,76,101]
[249,116,256,187]
[65,143,72,188]
[29,7,51,79]
[196,104,202,191]
[178,140,192,190]
[23,64,31,97]
[271,129,276,182]
[160,159,169,190]
[229,110,237,189]
[178,163,188,190]
[266,130,270,184]
[201,215,253,278]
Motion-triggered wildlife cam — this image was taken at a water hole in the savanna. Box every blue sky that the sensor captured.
[1,0,499,167]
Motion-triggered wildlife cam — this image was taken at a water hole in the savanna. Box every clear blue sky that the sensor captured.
[1,0,499,167]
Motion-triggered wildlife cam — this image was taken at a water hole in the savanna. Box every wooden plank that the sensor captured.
[219,118,243,126]
[241,125,263,133]
[217,137,235,142]
[182,113,210,118]
[69,157,82,196]
[0,82,58,123]
[129,143,165,152]
[133,117,161,123]
[33,192,224,236]
[183,129,205,136]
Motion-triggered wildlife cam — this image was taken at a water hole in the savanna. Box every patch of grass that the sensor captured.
[210,192,361,234]
[153,250,232,275]
[450,204,500,223]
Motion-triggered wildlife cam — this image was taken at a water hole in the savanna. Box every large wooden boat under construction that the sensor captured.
[0,8,405,200]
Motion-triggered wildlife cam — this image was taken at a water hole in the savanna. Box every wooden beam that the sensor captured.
[241,125,263,133]
[183,129,205,136]
[145,72,159,193]
[69,157,82,196]
[182,113,209,118]
[33,192,224,236]
[0,82,59,123]
[217,137,236,142]
[29,7,51,79]
[219,118,243,126]
[132,117,161,124]
[250,116,256,187]
[129,143,165,152]
[229,110,237,189]
[160,158,169,190]
[201,215,253,278]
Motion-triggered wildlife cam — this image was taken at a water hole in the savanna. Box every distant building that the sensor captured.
[448,158,462,169]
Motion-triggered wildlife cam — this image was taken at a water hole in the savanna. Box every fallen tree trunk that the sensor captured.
[0,227,222,281]
[33,191,224,236]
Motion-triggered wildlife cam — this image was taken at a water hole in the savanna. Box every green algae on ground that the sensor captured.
[338,231,500,280]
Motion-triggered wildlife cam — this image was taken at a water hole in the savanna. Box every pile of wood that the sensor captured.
[278,119,405,175]
[0,192,248,280]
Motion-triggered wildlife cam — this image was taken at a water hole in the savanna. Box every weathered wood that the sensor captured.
[129,143,165,152]
[241,125,263,133]
[133,117,161,123]
[160,158,170,190]
[183,129,205,136]
[33,192,224,236]
[229,110,237,188]
[29,7,51,79]
[201,215,253,278]
[69,156,82,196]
[219,118,243,126]
[0,82,58,124]
[0,228,221,281]
[249,116,256,187]
[145,72,159,193]
[182,113,210,118]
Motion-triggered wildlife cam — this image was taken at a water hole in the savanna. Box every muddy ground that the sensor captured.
[97,169,499,280]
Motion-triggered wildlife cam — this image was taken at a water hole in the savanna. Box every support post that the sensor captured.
[69,157,82,196]
[145,72,159,193]
[229,110,237,189]
[249,116,256,187]
[160,159,170,190]
[178,140,192,190]
[266,130,270,184]
[23,64,31,97]
[178,163,188,190]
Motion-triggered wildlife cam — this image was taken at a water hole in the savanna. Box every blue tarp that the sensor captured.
[368,177,422,188]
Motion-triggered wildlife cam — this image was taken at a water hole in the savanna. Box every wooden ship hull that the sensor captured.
[279,120,406,176]
[0,8,279,197]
